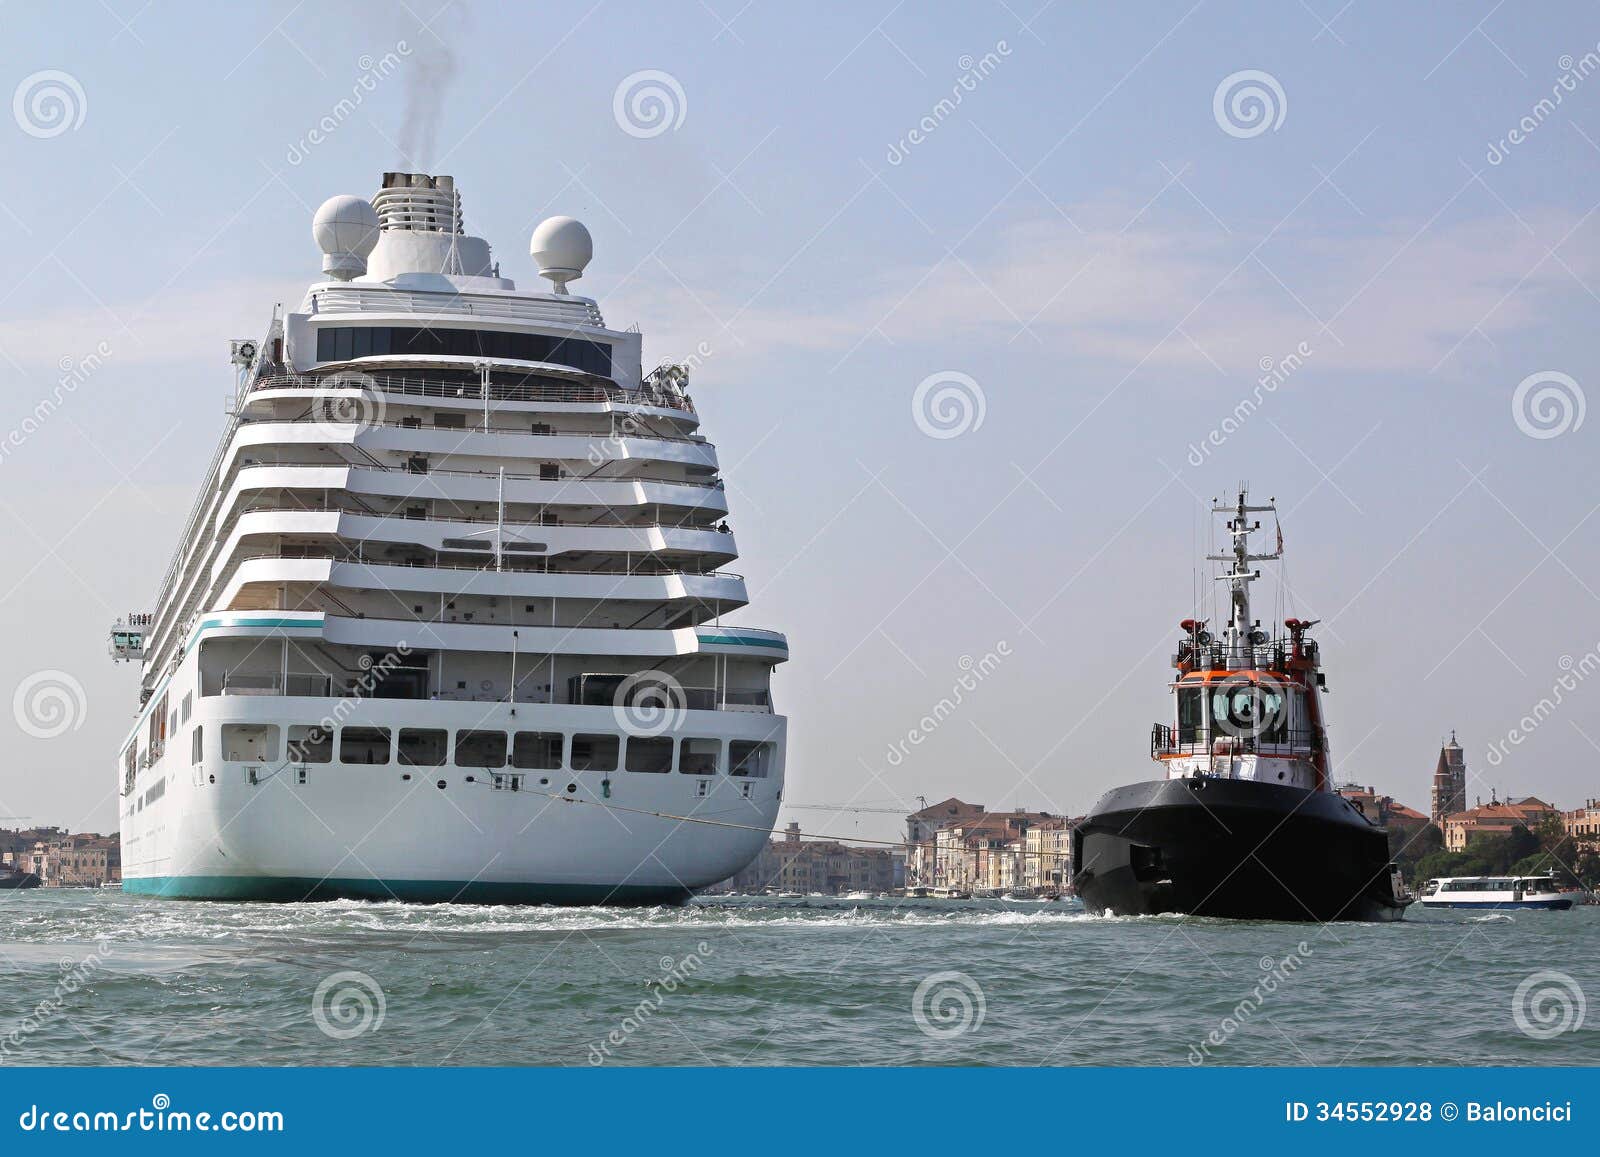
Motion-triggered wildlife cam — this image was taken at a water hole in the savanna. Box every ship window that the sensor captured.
[511,731,563,770]
[730,740,774,779]
[570,734,619,772]
[398,728,448,766]
[679,737,720,775]
[1177,687,1204,743]
[1211,684,1288,742]
[340,727,391,765]
[287,725,333,764]
[191,726,203,765]
[314,326,613,377]
[626,737,673,773]
[222,724,279,763]
[455,730,507,768]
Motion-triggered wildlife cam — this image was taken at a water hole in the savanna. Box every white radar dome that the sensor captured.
[313,195,381,280]
[530,215,593,293]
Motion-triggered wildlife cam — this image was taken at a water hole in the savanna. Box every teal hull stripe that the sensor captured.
[123,614,328,747]
[695,633,788,650]
[122,874,693,906]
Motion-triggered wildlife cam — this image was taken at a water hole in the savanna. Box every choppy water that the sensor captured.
[1,890,1595,1066]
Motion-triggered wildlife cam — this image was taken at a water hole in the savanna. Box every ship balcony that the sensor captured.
[224,464,729,521]
[1151,723,1324,759]
[215,509,739,575]
[252,368,697,418]
[216,672,772,712]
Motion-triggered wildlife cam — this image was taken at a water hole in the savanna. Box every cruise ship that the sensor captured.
[109,172,788,904]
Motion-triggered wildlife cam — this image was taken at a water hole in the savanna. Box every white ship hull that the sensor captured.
[122,687,784,904]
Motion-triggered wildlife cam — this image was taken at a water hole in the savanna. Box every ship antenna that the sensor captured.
[1205,486,1281,669]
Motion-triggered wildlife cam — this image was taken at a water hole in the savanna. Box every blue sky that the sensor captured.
[3,1,1600,839]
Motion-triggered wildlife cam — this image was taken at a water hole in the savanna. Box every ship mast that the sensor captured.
[1206,487,1280,669]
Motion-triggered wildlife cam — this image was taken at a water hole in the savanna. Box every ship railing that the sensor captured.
[210,678,771,712]
[1172,638,1320,672]
[238,411,710,446]
[230,549,743,582]
[1151,723,1324,758]
[221,673,335,697]
[233,459,724,491]
[215,506,736,546]
[252,370,695,415]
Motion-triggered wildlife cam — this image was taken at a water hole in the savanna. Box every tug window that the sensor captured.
[1211,684,1288,742]
[1177,688,1205,743]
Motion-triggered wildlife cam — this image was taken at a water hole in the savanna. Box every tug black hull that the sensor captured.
[1072,777,1410,923]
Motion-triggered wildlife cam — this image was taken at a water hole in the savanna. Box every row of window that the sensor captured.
[315,326,613,378]
[217,724,773,777]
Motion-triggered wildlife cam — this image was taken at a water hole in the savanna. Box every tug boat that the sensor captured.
[1072,490,1411,923]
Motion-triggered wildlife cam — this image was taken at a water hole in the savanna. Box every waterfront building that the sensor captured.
[1429,731,1467,824]
[720,823,895,894]
[1023,818,1073,892]
[1562,799,1600,849]
[1441,796,1558,852]
[1336,786,1429,836]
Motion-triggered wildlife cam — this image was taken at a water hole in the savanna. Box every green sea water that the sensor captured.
[0,890,1594,1066]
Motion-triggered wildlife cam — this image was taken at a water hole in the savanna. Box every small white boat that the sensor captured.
[1417,875,1573,911]
[842,890,873,900]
